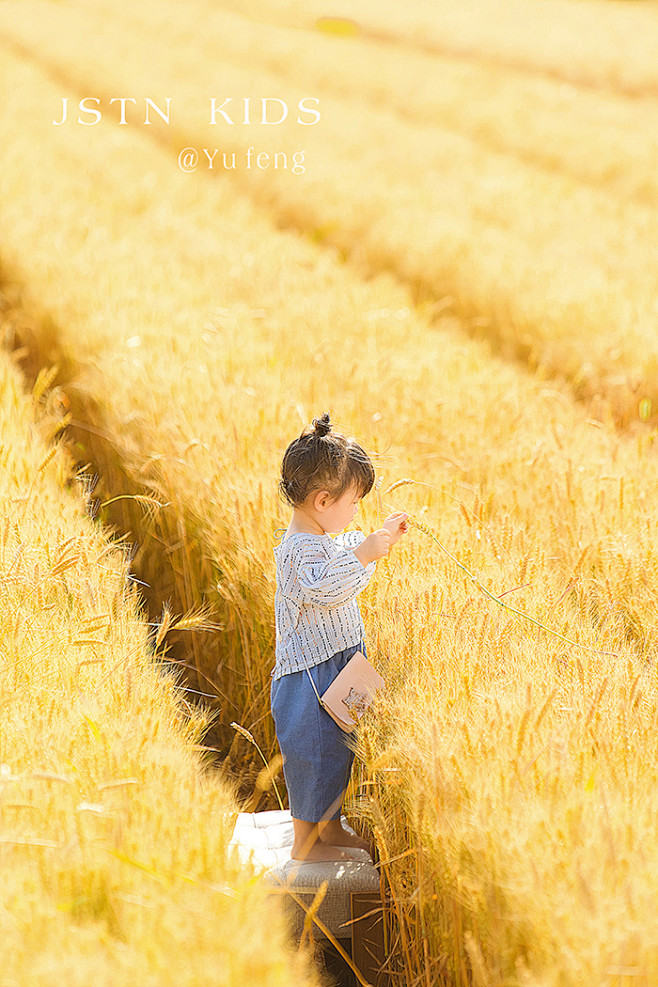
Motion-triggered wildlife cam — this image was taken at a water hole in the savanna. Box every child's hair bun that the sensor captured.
[312,412,332,437]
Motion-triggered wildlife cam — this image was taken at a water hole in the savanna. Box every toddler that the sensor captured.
[271,411,408,861]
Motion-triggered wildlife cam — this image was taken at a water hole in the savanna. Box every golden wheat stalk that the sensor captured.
[300,879,329,946]
[401,511,618,659]
[267,874,373,987]
[383,478,416,496]
[154,604,173,650]
[154,604,222,650]
[171,605,222,633]
[31,364,59,405]
[100,493,170,515]
[230,722,284,810]
[254,754,283,795]
[49,543,82,577]
[37,445,59,474]
[17,441,63,516]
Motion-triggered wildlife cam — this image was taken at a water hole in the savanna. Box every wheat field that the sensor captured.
[0,350,322,985]
[2,0,658,983]
[6,0,658,425]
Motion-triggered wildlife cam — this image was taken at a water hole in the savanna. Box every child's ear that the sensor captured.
[314,489,332,511]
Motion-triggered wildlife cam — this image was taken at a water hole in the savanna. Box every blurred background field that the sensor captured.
[2,0,658,983]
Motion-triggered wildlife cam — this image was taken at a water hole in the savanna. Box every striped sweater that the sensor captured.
[271,529,377,680]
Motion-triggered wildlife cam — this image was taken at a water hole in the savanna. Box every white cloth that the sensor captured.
[271,530,377,680]
[227,810,378,940]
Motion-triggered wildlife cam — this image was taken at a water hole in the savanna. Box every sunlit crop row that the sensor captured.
[8,0,658,424]
[0,349,319,986]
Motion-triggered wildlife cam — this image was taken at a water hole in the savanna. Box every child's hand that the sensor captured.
[382,512,409,547]
[354,529,391,566]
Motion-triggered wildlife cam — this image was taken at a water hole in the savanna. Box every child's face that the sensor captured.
[317,484,362,533]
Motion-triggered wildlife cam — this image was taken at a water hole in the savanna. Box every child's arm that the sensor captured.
[293,538,377,608]
[352,529,392,569]
[332,529,367,551]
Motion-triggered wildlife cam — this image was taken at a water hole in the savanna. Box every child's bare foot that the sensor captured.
[318,819,372,857]
[290,839,354,862]
[290,816,351,860]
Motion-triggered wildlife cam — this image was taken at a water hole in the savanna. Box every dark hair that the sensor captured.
[278,412,375,509]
